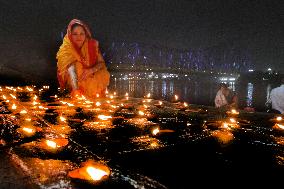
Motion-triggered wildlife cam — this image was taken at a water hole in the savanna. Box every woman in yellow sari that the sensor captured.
[56,19,110,98]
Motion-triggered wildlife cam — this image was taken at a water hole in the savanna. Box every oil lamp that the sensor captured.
[68,159,111,183]
[17,126,37,138]
[39,138,69,153]
[226,108,239,116]
[273,123,284,131]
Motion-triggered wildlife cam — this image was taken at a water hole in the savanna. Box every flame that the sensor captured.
[59,116,66,122]
[146,93,151,98]
[276,116,283,121]
[275,123,284,130]
[43,138,69,150]
[86,166,108,181]
[152,128,160,135]
[138,111,145,116]
[12,104,17,109]
[98,115,112,120]
[33,95,38,100]
[22,127,34,133]
[68,160,110,182]
[20,109,28,114]
[174,95,178,101]
[10,94,16,99]
[222,122,229,129]
[231,109,239,114]
[229,118,236,123]
[18,126,37,137]
[26,87,33,91]
[46,140,57,148]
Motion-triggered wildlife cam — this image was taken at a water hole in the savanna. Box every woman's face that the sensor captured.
[71,25,86,48]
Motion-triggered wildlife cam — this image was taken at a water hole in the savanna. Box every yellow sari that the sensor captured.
[56,19,110,98]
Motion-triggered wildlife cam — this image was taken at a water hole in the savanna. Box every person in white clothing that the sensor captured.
[270,79,284,114]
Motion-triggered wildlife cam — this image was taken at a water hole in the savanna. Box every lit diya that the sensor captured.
[154,101,164,108]
[273,123,284,131]
[0,139,6,146]
[38,138,69,153]
[173,102,189,111]
[17,125,42,138]
[203,119,240,130]
[270,116,283,123]
[226,108,239,116]
[68,159,111,184]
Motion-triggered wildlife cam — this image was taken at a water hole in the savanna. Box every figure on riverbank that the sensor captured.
[56,19,110,98]
[214,83,238,109]
[214,83,229,108]
[268,78,284,114]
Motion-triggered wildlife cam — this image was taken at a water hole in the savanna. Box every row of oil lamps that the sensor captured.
[1,85,284,184]
[0,86,114,183]
[0,86,185,183]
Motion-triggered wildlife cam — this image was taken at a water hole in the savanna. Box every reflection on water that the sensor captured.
[246,83,253,107]
[108,73,281,112]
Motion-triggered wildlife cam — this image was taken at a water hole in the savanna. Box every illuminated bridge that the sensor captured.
[103,41,253,75]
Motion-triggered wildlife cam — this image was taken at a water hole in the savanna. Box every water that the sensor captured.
[108,72,282,112]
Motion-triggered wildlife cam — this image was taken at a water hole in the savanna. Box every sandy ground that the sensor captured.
[0,149,38,189]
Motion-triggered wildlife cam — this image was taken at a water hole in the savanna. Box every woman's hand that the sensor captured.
[80,63,104,81]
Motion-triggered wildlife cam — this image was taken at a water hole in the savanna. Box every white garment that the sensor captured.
[215,89,228,107]
[270,84,284,114]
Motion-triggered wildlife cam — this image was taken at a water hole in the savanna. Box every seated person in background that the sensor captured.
[269,78,284,114]
[215,83,238,109]
[214,83,229,108]
[227,91,238,109]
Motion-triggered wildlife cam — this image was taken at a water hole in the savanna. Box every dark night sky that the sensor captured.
[0,0,283,79]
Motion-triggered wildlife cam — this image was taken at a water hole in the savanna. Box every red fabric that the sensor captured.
[87,39,98,67]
